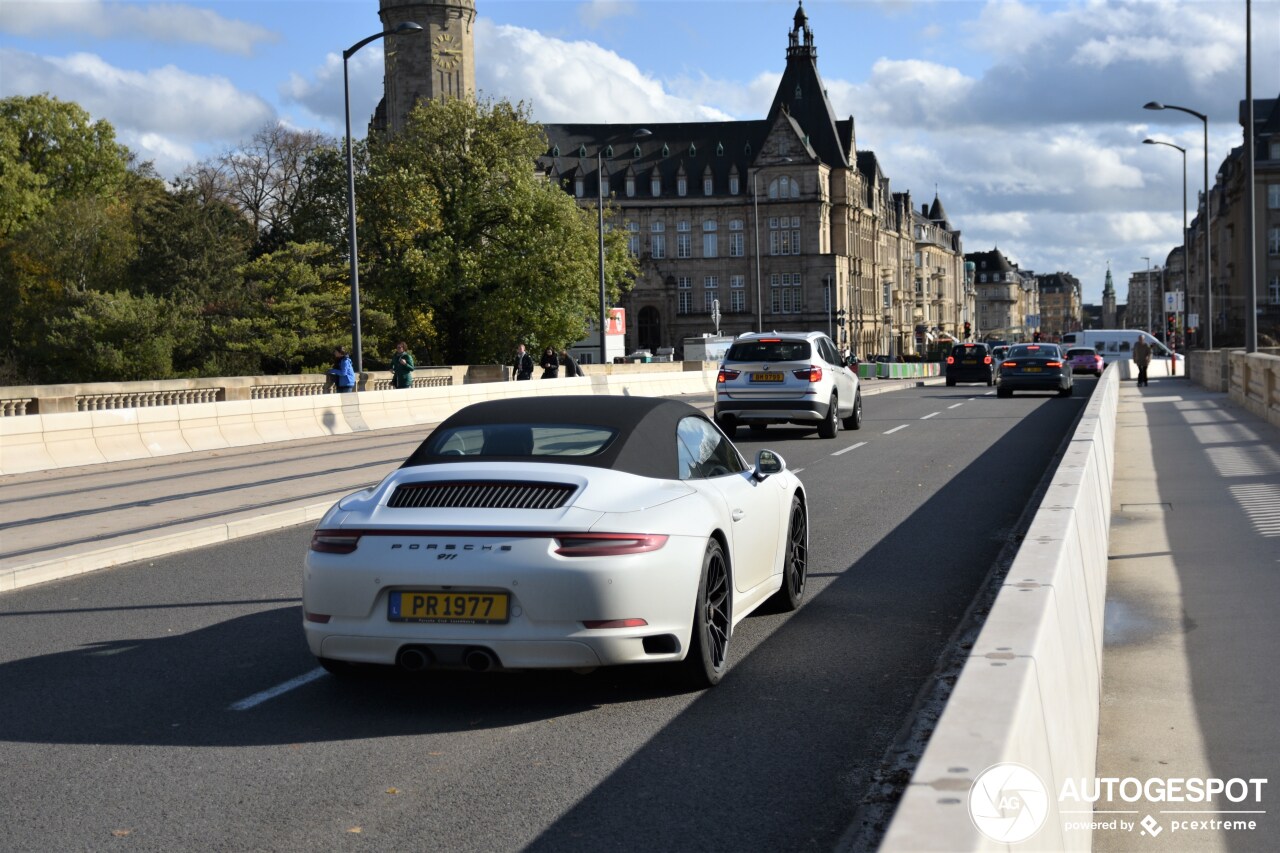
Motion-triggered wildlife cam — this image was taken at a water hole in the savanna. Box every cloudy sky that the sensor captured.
[1,0,1276,306]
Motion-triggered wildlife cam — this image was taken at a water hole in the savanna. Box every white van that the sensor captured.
[1058,330,1173,365]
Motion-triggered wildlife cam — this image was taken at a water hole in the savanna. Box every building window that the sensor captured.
[627,222,640,257]
[768,176,800,199]
[626,176,636,198]
[730,275,746,312]
[676,220,691,259]
[704,276,719,311]
[651,221,666,259]
[677,176,687,197]
[730,175,740,195]
[1270,275,1280,305]
[1271,141,1280,160]
[704,176,713,196]
[768,216,801,256]
[1269,184,1280,209]
[1269,226,1280,256]
[769,272,803,314]
[728,219,744,257]
[677,276,693,314]
[703,219,718,258]
[574,178,584,198]
[651,176,661,197]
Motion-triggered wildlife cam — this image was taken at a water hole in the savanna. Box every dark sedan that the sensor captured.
[945,343,995,386]
[996,344,1073,397]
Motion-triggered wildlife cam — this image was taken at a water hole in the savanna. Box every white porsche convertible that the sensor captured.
[303,395,808,687]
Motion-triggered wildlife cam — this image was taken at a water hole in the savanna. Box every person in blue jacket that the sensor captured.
[328,346,356,392]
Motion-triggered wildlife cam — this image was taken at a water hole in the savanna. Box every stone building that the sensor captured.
[536,4,965,360]
[967,248,1036,341]
[1036,271,1082,339]
[1126,265,1164,335]
[371,0,477,135]
[1101,264,1117,328]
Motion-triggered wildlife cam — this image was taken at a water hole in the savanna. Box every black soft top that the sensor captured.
[401,395,709,480]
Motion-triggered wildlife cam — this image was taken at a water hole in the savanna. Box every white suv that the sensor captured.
[714,331,862,439]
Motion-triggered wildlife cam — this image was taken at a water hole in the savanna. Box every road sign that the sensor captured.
[1165,291,1184,311]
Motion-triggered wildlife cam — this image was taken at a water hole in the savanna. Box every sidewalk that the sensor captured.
[1095,371,1280,851]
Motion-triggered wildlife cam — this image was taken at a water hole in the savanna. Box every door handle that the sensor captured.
[731,509,745,521]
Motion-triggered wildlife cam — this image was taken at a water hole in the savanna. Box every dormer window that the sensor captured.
[703,176,713,196]
[626,176,636,198]
[574,177,584,198]
[578,144,587,157]
[677,176,687,197]
[730,174,740,195]
[651,176,661,196]
[716,142,724,156]
[604,145,614,157]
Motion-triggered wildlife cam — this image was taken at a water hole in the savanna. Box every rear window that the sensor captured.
[425,424,617,457]
[950,344,988,357]
[725,339,811,362]
[1067,348,1097,358]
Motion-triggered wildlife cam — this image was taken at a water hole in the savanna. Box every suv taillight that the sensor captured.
[946,356,955,365]
[717,368,741,383]
[793,366,823,382]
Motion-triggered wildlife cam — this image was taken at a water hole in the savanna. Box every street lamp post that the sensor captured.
[597,148,607,365]
[1143,138,1187,358]
[1144,101,1210,349]
[752,169,764,332]
[1142,257,1151,334]
[343,21,422,377]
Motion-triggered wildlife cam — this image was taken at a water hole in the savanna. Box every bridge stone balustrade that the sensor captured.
[0,363,719,475]
[1188,348,1280,429]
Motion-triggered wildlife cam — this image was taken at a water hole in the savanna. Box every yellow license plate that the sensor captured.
[962,359,977,365]
[1023,367,1042,372]
[751,372,784,383]
[389,591,509,624]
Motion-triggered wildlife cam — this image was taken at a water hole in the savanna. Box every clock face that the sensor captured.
[433,31,462,70]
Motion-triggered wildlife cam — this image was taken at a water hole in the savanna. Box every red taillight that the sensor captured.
[946,356,955,365]
[1046,361,1063,368]
[310,530,361,554]
[583,618,649,629]
[1002,360,1017,368]
[793,365,823,382]
[304,611,332,623]
[717,368,741,383]
[983,356,992,364]
[554,533,669,557]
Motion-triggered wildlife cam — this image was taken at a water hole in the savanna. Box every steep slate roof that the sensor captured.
[538,3,855,190]
[928,193,951,228]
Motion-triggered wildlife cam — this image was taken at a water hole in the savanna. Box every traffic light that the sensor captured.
[1033,330,1041,342]
[1167,313,1177,338]
[963,321,971,339]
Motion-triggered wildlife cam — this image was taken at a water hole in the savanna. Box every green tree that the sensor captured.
[0,94,129,238]
[211,241,383,374]
[362,96,636,365]
[42,290,195,383]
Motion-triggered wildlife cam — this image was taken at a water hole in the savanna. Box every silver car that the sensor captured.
[714,331,861,439]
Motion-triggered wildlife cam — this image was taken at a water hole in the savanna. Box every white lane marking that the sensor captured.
[229,667,326,711]
[793,467,805,474]
[832,441,867,456]
[948,403,964,409]
[884,425,909,435]
[921,412,940,420]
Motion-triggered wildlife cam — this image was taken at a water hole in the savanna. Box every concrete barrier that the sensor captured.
[0,368,719,475]
[880,364,1120,852]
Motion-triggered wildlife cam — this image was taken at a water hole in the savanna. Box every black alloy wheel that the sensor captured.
[683,538,731,688]
[769,496,808,612]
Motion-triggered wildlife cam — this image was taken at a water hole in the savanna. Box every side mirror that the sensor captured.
[753,449,786,481]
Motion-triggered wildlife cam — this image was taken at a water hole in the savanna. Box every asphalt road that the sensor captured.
[0,379,1095,852]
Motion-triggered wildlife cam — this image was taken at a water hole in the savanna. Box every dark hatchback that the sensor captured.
[945,343,995,386]
[996,343,1074,397]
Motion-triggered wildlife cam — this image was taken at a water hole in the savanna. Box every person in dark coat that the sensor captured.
[390,341,415,389]
[560,349,584,378]
[513,344,534,380]
[540,346,560,379]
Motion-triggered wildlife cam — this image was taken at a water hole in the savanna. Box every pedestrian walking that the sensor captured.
[390,341,415,389]
[513,344,534,380]
[1132,336,1152,387]
[540,346,560,379]
[560,349,584,378]
[327,346,356,393]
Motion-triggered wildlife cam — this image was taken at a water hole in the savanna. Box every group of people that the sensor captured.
[326,342,416,393]
[513,344,585,380]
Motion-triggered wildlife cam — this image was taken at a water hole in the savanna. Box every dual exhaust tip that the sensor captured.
[396,646,498,673]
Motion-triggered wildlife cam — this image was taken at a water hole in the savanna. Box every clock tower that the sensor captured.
[373,0,476,134]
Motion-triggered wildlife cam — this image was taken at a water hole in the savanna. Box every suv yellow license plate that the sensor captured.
[389,591,510,624]
[751,372,784,383]
[1023,367,1042,372]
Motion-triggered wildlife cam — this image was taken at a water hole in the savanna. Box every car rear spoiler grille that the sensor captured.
[388,481,576,510]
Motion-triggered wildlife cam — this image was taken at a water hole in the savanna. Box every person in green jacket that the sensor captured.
[391,341,415,389]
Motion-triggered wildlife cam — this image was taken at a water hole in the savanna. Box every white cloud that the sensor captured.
[0,47,275,176]
[577,0,638,29]
[0,0,278,56]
